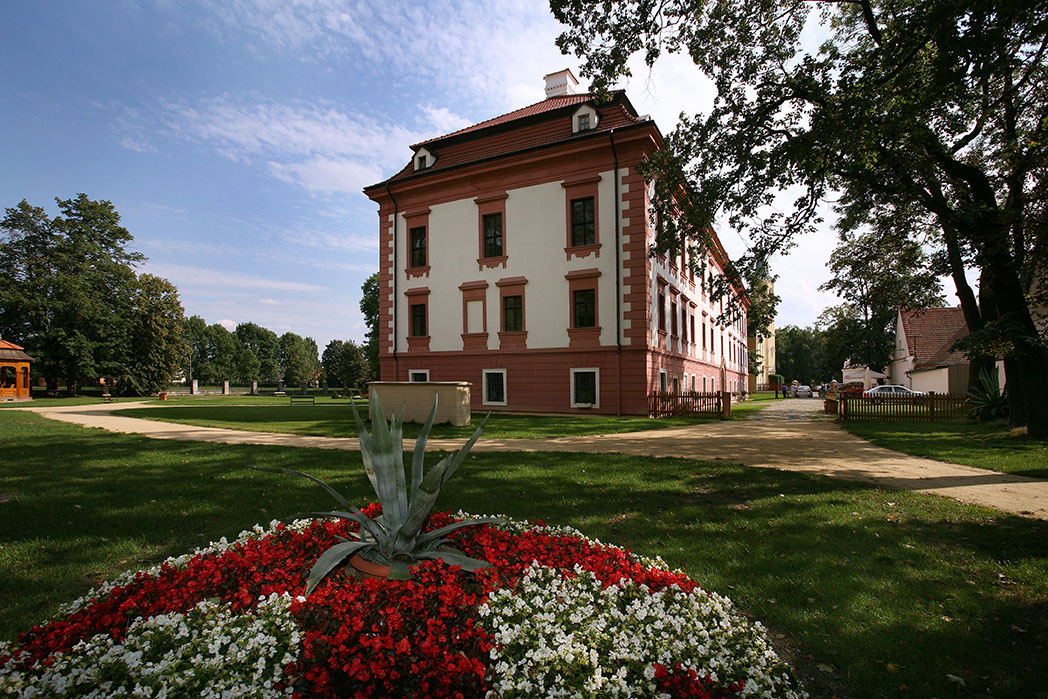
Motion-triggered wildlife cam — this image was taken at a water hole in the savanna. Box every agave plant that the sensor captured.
[966,368,1009,422]
[253,393,499,591]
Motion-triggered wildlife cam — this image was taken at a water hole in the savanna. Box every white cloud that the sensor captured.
[143,263,328,293]
[218,318,237,330]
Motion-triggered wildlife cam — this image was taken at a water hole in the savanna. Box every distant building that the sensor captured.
[363,70,749,414]
[887,307,993,393]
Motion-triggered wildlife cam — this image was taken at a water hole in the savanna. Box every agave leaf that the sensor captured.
[307,510,391,547]
[248,465,352,510]
[351,394,402,527]
[389,404,409,525]
[305,540,373,595]
[387,558,413,580]
[415,517,503,547]
[348,400,380,495]
[441,411,491,484]
[410,398,440,502]
[396,453,452,547]
[415,546,492,571]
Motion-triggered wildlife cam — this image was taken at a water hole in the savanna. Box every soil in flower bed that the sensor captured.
[0,507,804,698]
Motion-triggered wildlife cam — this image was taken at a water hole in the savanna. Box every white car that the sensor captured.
[793,385,813,398]
[863,385,926,396]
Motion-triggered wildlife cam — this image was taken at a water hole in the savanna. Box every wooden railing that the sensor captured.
[649,391,729,419]
[839,392,968,422]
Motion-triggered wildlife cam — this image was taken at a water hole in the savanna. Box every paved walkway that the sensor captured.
[24,399,1048,520]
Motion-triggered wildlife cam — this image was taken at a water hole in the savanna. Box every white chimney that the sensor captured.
[544,69,580,98]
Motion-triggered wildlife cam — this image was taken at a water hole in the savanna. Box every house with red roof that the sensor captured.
[363,70,749,415]
[887,307,990,393]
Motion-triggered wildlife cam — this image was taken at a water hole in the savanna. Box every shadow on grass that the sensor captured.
[3,411,1047,699]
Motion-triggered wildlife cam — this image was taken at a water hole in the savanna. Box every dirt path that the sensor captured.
[23,399,1048,520]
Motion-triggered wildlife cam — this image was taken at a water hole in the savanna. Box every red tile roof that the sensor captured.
[370,92,649,189]
[900,307,970,369]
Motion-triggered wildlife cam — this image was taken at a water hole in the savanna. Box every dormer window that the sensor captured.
[572,105,598,134]
[412,147,435,171]
[578,114,590,131]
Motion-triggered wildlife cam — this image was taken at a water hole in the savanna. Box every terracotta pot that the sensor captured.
[350,553,392,579]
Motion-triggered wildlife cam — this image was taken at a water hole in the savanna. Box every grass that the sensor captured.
[843,420,1048,478]
[112,405,712,439]
[2,410,1047,698]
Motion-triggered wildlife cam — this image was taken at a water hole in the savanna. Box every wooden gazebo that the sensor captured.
[0,339,34,401]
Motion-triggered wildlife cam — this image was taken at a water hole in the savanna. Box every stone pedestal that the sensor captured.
[222,380,230,395]
[250,381,258,395]
[191,380,198,395]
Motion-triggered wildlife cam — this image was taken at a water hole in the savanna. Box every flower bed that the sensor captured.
[0,507,805,698]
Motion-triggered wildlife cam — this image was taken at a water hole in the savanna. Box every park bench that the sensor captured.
[289,395,315,406]
[101,393,116,403]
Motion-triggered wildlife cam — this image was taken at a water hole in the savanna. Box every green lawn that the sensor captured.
[112,405,714,439]
[2,410,1046,698]
[843,420,1048,478]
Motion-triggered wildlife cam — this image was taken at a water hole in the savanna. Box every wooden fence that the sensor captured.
[649,391,728,419]
[839,392,968,422]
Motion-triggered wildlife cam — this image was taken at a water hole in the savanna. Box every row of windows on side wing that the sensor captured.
[406,369,598,407]
[406,196,596,269]
[407,289,594,338]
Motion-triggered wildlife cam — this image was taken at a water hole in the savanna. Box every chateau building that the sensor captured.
[363,70,749,415]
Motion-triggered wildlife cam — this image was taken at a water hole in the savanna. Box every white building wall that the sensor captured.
[395,168,622,353]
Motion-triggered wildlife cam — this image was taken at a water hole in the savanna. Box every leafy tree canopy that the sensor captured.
[553,0,1048,436]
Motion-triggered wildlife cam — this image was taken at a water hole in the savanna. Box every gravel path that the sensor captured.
[22,399,1048,520]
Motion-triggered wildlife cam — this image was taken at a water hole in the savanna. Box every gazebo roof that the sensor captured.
[0,340,34,362]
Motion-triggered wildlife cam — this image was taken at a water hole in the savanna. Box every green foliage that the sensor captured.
[278,332,320,386]
[360,272,380,380]
[775,325,831,384]
[254,394,497,588]
[234,322,280,381]
[553,0,1048,436]
[966,368,1010,422]
[818,229,944,372]
[0,195,183,394]
[322,339,368,389]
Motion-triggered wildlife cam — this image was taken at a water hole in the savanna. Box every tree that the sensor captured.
[818,229,945,372]
[0,195,181,394]
[775,325,831,385]
[360,273,380,381]
[554,0,1048,436]
[234,322,280,381]
[322,339,369,389]
[279,332,320,387]
[114,275,188,395]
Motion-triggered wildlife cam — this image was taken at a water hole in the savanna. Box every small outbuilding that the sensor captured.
[0,339,34,401]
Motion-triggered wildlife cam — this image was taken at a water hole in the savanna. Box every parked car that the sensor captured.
[863,385,926,396]
[794,385,813,398]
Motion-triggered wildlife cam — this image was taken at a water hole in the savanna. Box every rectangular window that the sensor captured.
[572,369,598,407]
[483,369,507,405]
[573,288,596,328]
[416,155,427,170]
[659,370,668,393]
[658,292,666,332]
[410,303,426,337]
[410,227,426,268]
[483,213,503,258]
[503,295,523,332]
[671,301,678,337]
[570,197,595,247]
[409,370,429,382]
[578,114,590,131]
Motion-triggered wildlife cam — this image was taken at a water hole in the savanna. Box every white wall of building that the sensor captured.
[395,168,623,353]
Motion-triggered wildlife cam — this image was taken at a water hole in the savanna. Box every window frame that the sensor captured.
[408,370,430,382]
[482,369,508,406]
[503,294,523,332]
[482,212,503,258]
[570,196,596,247]
[475,192,508,269]
[409,226,427,269]
[410,303,427,337]
[570,368,600,408]
[562,176,601,260]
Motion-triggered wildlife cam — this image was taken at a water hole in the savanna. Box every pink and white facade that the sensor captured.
[364,71,748,415]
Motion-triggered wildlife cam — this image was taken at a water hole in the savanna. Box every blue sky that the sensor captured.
[2,0,852,351]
